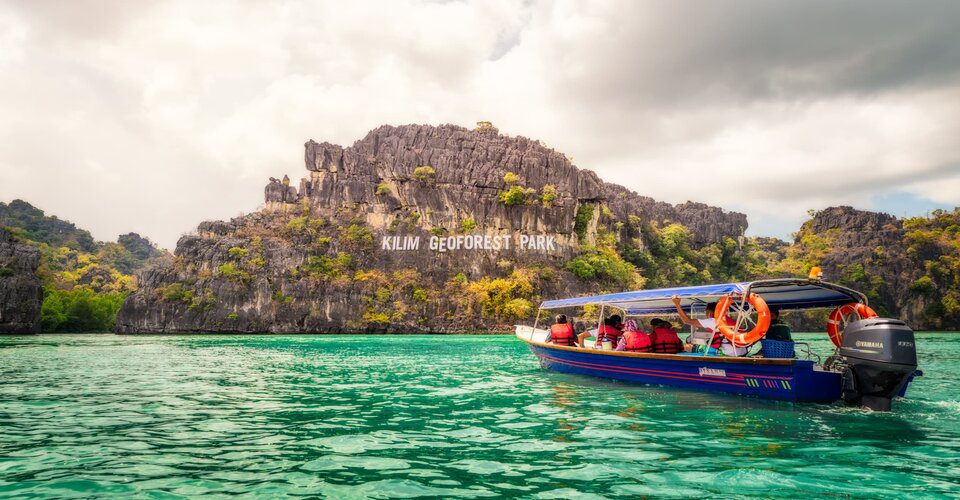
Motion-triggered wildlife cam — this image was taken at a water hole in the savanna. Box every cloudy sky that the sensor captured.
[1,0,958,249]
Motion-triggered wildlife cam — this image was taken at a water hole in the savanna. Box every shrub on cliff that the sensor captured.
[498,186,534,206]
[217,263,252,284]
[413,166,436,183]
[450,268,537,321]
[285,216,329,238]
[475,121,495,132]
[303,253,353,281]
[574,204,595,240]
[376,182,391,196]
[497,172,536,206]
[340,223,374,248]
[540,185,558,207]
[286,216,308,233]
[566,246,644,290]
[188,288,216,312]
[460,218,477,233]
[228,246,249,258]
[157,282,193,303]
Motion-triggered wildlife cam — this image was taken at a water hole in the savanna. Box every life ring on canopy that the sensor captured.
[715,294,772,347]
[827,303,878,347]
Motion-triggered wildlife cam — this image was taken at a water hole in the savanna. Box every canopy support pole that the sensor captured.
[531,308,542,341]
[596,304,605,348]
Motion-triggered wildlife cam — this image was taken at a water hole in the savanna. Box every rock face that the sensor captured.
[0,227,42,334]
[800,206,935,328]
[279,124,746,247]
[117,124,748,333]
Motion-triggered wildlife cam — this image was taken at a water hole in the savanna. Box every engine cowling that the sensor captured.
[839,318,918,411]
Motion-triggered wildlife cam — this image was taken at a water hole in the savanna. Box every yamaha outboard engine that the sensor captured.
[839,318,918,411]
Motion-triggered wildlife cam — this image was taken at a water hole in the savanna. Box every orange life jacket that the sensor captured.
[623,331,652,352]
[597,324,623,343]
[550,323,575,346]
[651,327,683,354]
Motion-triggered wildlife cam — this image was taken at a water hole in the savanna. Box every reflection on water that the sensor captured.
[0,333,958,497]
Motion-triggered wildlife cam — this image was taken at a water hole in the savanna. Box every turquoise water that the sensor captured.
[1,333,958,498]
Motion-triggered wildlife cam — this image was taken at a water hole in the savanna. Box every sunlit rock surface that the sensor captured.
[118,124,748,333]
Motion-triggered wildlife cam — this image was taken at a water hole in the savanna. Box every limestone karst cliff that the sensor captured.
[116,123,748,333]
[267,124,747,247]
[788,206,960,330]
[0,227,42,333]
[1,200,167,332]
[115,124,960,333]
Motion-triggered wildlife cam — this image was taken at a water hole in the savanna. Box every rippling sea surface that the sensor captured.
[1,333,959,498]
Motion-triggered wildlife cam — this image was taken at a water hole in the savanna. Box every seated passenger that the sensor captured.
[649,318,684,354]
[670,295,747,357]
[764,307,793,342]
[547,314,576,346]
[576,315,624,348]
[597,315,624,347]
[617,319,652,352]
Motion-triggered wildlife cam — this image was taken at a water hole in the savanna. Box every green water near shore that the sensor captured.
[1,333,959,498]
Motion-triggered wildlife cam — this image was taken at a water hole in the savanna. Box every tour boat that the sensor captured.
[516,278,921,411]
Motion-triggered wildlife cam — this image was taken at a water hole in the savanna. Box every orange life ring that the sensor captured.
[715,294,772,347]
[827,303,878,347]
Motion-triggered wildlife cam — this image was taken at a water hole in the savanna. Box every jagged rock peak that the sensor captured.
[806,206,901,236]
[268,123,747,246]
[302,123,597,197]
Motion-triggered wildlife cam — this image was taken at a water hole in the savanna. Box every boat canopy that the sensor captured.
[539,279,867,315]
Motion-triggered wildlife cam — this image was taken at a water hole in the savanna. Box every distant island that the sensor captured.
[2,123,958,334]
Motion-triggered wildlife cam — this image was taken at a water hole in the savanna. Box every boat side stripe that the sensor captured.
[533,348,795,384]
[536,352,753,387]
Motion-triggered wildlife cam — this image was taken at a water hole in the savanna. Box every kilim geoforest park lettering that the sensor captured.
[381,234,558,253]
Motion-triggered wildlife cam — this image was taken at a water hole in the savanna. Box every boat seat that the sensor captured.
[760,339,795,359]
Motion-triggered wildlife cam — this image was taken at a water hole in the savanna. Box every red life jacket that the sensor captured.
[597,324,623,343]
[549,323,575,346]
[709,317,736,349]
[651,327,683,354]
[623,331,652,352]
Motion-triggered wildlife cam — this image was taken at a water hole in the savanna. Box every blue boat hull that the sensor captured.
[525,341,844,403]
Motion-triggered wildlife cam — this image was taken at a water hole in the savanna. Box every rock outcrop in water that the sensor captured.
[0,227,42,333]
[791,206,960,330]
[117,124,748,333]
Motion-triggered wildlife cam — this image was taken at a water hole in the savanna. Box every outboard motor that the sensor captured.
[839,318,918,411]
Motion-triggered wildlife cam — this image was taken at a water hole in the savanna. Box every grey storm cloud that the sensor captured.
[0,0,958,248]
[555,1,960,105]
